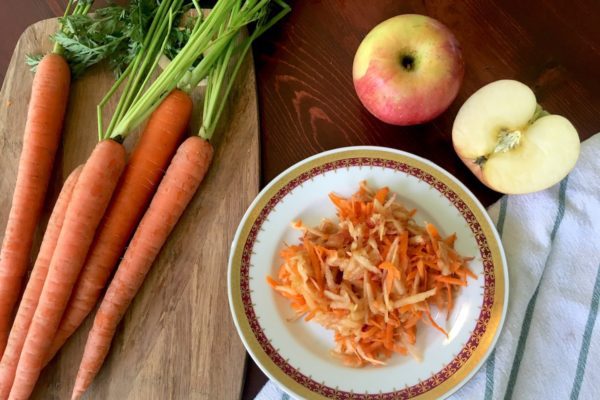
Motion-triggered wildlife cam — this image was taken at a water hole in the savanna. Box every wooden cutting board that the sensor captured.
[0,18,256,399]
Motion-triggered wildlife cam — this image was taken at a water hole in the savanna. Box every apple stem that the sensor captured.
[475,156,487,166]
[530,104,549,123]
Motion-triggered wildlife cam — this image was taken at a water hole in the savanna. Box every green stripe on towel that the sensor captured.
[495,196,509,237]
[504,178,568,400]
[570,262,600,400]
[484,195,508,400]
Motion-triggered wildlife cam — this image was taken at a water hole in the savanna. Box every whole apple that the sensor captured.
[353,14,464,125]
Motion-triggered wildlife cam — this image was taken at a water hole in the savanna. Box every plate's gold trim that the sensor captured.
[229,149,507,399]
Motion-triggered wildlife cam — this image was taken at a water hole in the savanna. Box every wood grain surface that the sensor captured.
[0,1,599,399]
[0,18,257,400]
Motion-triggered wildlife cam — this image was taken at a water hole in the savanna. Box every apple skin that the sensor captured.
[455,150,497,191]
[353,14,464,126]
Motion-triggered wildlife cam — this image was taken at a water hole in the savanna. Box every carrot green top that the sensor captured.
[199,0,290,141]
[107,0,291,141]
[97,0,188,141]
[25,0,95,76]
[52,0,94,55]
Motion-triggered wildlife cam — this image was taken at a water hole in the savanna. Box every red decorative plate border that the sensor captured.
[238,156,497,399]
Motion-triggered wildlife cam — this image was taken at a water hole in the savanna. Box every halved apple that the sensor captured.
[452,80,580,194]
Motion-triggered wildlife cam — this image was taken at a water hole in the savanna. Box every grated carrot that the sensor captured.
[267,182,475,366]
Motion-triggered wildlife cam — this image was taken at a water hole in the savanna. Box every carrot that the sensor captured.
[270,181,476,366]
[462,266,478,279]
[8,140,126,400]
[425,223,440,239]
[374,187,389,204]
[329,193,351,217]
[383,323,394,350]
[446,283,453,320]
[444,233,457,246]
[435,275,467,287]
[0,166,81,398]
[303,238,323,290]
[304,310,316,321]
[67,4,287,393]
[425,307,448,337]
[416,259,425,280]
[399,230,409,271]
[0,53,70,356]
[45,89,192,364]
[380,238,392,261]
[379,262,398,294]
[404,311,422,329]
[72,136,212,399]
[266,276,279,288]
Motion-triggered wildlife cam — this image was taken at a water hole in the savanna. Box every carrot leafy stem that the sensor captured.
[26,0,198,79]
[200,0,290,140]
[98,0,187,141]
[111,0,290,140]
[26,0,95,76]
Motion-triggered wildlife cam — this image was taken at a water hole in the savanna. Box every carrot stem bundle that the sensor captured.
[98,0,185,141]
[0,166,82,399]
[111,0,273,138]
[8,140,126,400]
[45,0,223,364]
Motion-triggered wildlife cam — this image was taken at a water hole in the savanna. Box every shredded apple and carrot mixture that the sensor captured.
[267,182,476,367]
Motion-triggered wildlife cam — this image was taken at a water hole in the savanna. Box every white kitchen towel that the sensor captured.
[256,133,600,400]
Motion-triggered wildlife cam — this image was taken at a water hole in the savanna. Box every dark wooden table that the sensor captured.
[1,0,599,398]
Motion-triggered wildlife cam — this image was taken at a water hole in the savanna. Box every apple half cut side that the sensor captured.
[452,80,580,194]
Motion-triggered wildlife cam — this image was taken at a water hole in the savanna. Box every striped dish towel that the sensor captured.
[256,133,600,400]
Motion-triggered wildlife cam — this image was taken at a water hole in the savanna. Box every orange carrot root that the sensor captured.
[72,136,213,398]
[0,166,82,398]
[46,89,192,365]
[0,53,71,357]
[8,140,126,400]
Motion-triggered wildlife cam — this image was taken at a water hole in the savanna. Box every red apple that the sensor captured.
[353,14,464,125]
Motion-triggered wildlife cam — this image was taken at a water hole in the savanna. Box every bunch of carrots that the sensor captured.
[0,0,289,398]
[268,182,476,367]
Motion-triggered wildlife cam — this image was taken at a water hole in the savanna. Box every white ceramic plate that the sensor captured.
[228,147,508,399]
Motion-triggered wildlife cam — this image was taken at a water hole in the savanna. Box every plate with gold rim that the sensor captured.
[228,146,508,399]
